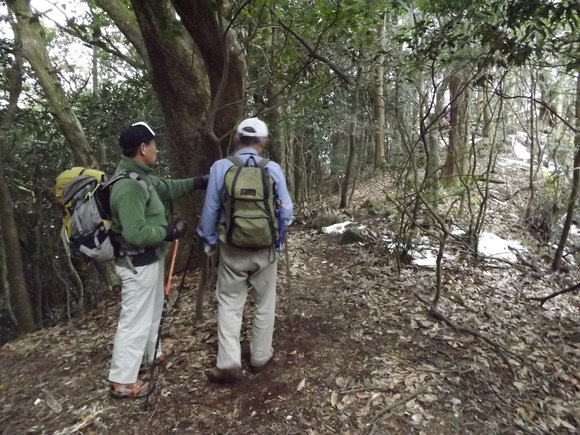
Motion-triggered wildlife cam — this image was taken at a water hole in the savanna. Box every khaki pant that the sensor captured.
[109,259,164,384]
[216,241,278,369]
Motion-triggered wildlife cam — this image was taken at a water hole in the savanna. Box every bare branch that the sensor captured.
[527,282,580,306]
[277,17,354,87]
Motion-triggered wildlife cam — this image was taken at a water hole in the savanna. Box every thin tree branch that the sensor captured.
[493,91,577,133]
[366,382,433,428]
[527,282,580,306]
[54,22,145,70]
[277,17,354,86]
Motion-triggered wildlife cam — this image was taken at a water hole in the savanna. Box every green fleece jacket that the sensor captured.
[110,156,201,267]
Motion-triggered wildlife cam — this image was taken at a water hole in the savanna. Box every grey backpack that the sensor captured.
[56,168,150,261]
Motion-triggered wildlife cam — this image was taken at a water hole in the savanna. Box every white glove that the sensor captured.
[203,243,217,256]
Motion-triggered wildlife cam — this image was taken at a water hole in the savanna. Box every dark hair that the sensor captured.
[119,123,155,157]
[239,136,262,146]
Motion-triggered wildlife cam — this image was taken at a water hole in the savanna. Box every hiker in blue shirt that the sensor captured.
[198,117,293,383]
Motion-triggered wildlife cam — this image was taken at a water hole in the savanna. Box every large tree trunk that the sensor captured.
[101,0,245,267]
[31,174,44,326]
[0,232,17,328]
[263,11,286,169]
[442,74,468,183]
[0,37,35,334]
[424,77,447,217]
[340,68,361,209]
[7,0,97,168]
[171,0,246,155]
[293,121,305,204]
[552,72,580,271]
[373,13,386,170]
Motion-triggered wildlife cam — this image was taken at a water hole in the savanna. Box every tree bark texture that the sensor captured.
[552,72,580,271]
[111,0,246,268]
[172,0,246,155]
[424,78,447,216]
[293,125,305,204]
[0,233,18,328]
[31,175,44,325]
[263,13,286,170]
[0,39,35,333]
[373,13,386,169]
[340,68,361,209]
[442,74,468,182]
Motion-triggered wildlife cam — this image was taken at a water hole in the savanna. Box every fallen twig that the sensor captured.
[295,295,322,303]
[413,291,518,377]
[527,282,580,306]
[53,407,107,434]
[339,387,392,395]
[366,382,432,430]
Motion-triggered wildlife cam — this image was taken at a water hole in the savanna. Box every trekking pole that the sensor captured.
[284,233,295,344]
[172,239,197,309]
[144,239,179,406]
[195,253,209,322]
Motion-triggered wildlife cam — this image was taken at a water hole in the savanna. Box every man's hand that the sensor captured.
[203,242,217,256]
[195,174,209,190]
[165,219,187,241]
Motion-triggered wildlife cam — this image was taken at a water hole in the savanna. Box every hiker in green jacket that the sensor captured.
[108,121,208,399]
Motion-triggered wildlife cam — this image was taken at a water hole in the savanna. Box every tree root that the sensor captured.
[527,282,580,306]
[365,382,433,432]
[413,292,518,377]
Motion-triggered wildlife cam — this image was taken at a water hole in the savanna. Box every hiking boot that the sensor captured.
[110,380,152,399]
[139,347,174,373]
[250,356,273,374]
[206,367,242,384]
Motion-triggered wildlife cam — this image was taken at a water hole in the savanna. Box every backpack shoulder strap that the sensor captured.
[227,155,244,167]
[257,158,271,169]
[105,171,152,201]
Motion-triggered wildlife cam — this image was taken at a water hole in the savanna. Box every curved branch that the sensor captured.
[493,91,577,133]
[527,282,580,306]
[277,17,354,87]
[53,22,145,70]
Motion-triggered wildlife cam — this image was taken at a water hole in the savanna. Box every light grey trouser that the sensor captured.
[216,241,278,370]
[108,259,164,384]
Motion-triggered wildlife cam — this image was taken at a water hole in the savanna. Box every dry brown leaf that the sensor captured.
[330,391,339,407]
[297,379,306,392]
[41,389,62,414]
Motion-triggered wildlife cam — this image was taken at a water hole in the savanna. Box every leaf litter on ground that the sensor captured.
[0,149,579,434]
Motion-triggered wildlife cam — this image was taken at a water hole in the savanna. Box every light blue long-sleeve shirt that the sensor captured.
[198,148,294,245]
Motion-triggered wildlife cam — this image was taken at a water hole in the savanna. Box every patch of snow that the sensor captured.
[410,247,456,267]
[408,231,526,267]
[478,232,526,262]
[542,162,558,174]
[412,249,438,267]
[497,158,528,168]
[511,132,530,160]
[321,221,365,235]
[451,227,465,236]
[513,142,530,160]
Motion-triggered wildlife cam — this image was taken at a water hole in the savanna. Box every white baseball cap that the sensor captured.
[236,117,268,138]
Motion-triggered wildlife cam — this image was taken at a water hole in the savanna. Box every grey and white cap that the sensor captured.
[236,117,268,138]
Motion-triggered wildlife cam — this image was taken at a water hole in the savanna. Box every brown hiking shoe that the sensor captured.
[250,356,273,374]
[206,367,242,384]
[139,347,174,373]
[110,380,152,399]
